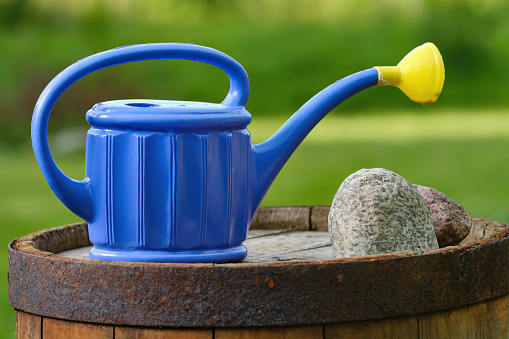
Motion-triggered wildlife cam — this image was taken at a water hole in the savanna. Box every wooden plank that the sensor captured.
[324,315,418,339]
[216,325,322,339]
[274,246,331,261]
[215,327,284,339]
[246,229,292,239]
[486,293,509,337]
[251,206,311,230]
[57,246,92,260]
[242,231,331,263]
[310,205,330,231]
[460,216,509,245]
[418,301,489,338]
[16,311,41,339]
[418,294,509,338]
[284,325,323,339]
[115,326,212,338]
[42,317,113,339]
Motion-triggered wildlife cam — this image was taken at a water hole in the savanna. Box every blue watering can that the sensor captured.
[32,43,444,263]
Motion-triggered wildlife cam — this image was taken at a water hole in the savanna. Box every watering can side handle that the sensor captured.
[31,43,250,222]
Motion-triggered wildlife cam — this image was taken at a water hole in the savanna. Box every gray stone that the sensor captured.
[413,184,471,247]
[328,168,439,258]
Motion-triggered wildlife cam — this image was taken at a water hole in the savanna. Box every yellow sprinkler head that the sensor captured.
[374,42,445,105]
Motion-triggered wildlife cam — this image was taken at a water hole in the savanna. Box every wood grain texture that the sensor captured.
[324,315,418,339]
[115,326,212,339]
[418,294,509,339]
[486,293,509,337]
[283,325,323,339]
[310,205,329,231]
[418,301,488,338]
[460,216,509,245]
[215,325,322,339]
[16,312,41,339]
[242,231,331,262]
[251,206,311,230]
[215,327,285,339]
[42,317,113,339]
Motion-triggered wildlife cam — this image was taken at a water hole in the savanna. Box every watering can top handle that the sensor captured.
[37,43,250,109]
[31,43,250,222]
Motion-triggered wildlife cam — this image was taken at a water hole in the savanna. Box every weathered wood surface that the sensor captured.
[16,312,41,339]
[418,293,509,338]
[324,314,419,339]
[460,215,509,245]
[42,317,113,339]
[215,325,323,339]
[250,206,312,230]
[115,326,212,339]
[10,206,509,334]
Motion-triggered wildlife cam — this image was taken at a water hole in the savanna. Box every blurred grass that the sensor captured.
[2,0,509,337]
[253,109,509,223]
[1,0,509,144]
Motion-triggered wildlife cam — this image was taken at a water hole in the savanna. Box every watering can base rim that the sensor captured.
[89,244,248,263]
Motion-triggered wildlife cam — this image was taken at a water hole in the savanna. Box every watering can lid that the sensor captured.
[86,99,251,132]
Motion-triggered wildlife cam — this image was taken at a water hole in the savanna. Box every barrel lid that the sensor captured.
[86,99,251,132]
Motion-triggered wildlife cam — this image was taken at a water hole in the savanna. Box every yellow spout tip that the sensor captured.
[374,42,445,105]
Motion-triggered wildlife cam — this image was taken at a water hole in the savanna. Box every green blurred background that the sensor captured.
[2,0,509,337]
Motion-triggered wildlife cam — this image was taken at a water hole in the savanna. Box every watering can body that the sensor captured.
[32,43,444,263]
[85,100,253,262]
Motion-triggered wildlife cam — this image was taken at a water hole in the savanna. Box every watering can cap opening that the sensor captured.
[86,99,252,132]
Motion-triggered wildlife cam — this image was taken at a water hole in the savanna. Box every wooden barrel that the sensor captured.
[9,206,509,339]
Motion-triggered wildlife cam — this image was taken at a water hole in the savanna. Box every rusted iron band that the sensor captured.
[8,210,509,328]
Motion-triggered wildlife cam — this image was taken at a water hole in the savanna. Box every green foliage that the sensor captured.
[1,0,509,145]
[251,109,509,223]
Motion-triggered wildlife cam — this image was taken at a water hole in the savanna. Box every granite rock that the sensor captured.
[413,184,471,247]
[328,168,439,258]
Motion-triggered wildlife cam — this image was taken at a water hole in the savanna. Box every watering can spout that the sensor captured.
[374,42,445,106]
[249,42,445,216]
